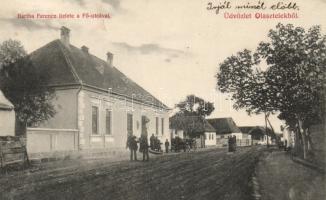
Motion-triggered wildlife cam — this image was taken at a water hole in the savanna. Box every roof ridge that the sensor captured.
[56,40,82,84]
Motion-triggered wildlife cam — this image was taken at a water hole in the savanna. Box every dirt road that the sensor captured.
[0,147,264,200]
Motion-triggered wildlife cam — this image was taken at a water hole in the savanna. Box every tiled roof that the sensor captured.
[207,118,241,135]
[243,126,274,138]
[29,40,169,109]
[239,126,256,134]
[169,115,216,133]
[0,90,14,111]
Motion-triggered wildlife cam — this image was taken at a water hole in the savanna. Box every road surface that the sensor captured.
[0,147,264,200]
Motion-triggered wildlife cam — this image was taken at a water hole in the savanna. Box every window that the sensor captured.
[161,118,164,135]
[127,113,133,136]
[105,109,112,135]
[92,106,99,135]
[155,117,159,135]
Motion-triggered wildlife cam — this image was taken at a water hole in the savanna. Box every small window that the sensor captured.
[161,118,164,135]
[105,109,112,135]
[155,117,159,135]
[92,106,99,135]
[127,113,133,136]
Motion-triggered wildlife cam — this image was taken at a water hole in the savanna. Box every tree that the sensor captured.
[217,49,274,114]
[175,94,215,118]
[257,24,326,158]
[0,40,56,136]
[216,23,326,159]
[171,95,215,138]
[216,49,274,146]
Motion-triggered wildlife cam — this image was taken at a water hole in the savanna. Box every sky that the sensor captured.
[0,0,325,132]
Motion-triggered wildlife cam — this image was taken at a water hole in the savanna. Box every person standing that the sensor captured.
[126,135,138,161]
[233,136,237,152]
[150,134,155,150]
[165,139,170,153]
[140,135,149,161]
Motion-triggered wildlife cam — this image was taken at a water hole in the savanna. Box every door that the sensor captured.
[141,115,148,137]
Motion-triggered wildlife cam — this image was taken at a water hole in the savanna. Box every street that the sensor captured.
[0,147,263,200]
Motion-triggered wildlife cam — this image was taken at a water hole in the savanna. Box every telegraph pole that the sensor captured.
[264,112,269,148]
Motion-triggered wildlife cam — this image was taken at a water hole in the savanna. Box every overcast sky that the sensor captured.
[0,0,325,132]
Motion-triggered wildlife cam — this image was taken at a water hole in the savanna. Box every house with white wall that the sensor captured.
[0,90,15,136]
[207,118,243,139]
[207,118,252,147]
[169,115,216,147]
[281,125,295,148]
[26,26,170,153]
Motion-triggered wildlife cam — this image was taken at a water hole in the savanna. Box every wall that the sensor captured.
[257,135,273,145]
[236,139,251,146]
[205,132,216,146]
[216,136,252,147]
[78,88,170,150]
[231,132,244,140]
[39,88,79,129]
[0,110,15,136]
[216,133,243,139]
[26,128,78,153]
[216,134,231,139]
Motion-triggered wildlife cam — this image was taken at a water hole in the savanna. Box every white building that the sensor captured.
[0,90,15,136]
[281,126,295,148]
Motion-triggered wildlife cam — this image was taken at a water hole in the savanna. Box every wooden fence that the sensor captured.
[0,136,29,168]
[216,138,252,147]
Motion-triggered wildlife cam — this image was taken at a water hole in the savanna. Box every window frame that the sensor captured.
[127,113,133,136]
[91,106,99,135]
[105,109,112,135]
[155,117,159,135]
[161,118,164,135]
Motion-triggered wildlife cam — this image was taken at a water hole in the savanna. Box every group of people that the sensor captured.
[126,135,150,161]
[228,135,237,152]
[126,134,171,161]
[150,134,162,151]
[171,137,196,152]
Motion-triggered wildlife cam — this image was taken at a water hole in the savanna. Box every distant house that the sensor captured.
[280,125,295,148]
[0,90,15,136]
[239,126,273,145]
[169,115,216,147]
[26,26,170,153]
[207,118,243,139]
[239,126,254,137]
[208,118,252,147]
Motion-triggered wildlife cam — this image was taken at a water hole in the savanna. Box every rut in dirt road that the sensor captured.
[1,147,264,200]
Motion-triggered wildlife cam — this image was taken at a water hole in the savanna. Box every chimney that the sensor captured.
[107,52,113,66]
[81,45,89,53]
[60,26,70,46]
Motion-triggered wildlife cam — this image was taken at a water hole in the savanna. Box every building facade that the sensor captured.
[0,90,15,136]
[169,115,217,148]
[27,26,170,152]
